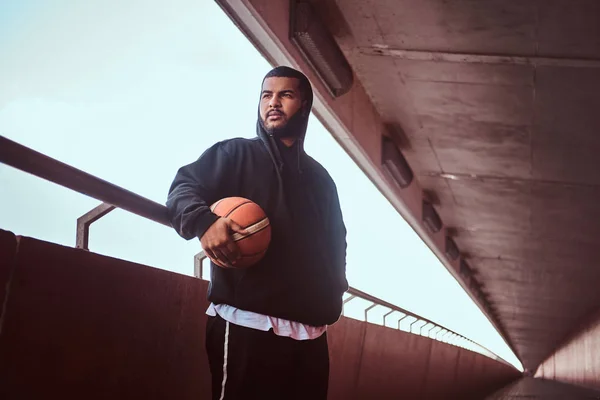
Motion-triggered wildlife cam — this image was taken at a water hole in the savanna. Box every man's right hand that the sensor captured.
[200,217,248,268]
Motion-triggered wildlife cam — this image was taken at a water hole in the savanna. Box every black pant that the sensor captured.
[205,315,329,400]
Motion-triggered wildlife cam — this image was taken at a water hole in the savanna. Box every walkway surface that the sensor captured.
[486,378,600,399]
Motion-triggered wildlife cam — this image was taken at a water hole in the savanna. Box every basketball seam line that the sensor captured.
[234,224,269,243]
[231,217,270,242]
[239,249,268,258]
[224,200,253,218]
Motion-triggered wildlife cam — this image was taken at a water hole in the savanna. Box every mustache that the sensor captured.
[267,110,285,117]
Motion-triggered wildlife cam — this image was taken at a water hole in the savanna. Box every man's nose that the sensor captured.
[268,96,281,108]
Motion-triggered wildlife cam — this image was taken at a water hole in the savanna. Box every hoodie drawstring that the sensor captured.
[267,133,285,172]
[297,138,303,174]
[266,133,304,175]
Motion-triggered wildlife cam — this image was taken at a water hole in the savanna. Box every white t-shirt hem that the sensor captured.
[206,303,327,341]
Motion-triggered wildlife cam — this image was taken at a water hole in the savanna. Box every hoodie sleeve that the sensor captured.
[166,142,234,240]
[329,181,349,292]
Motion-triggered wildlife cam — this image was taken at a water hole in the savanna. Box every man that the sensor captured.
[166,66,347,400]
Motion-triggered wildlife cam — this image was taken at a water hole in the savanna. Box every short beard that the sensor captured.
[262,119,294,139]
[262,120,281,135]
[267,125,292,139]
[259,106,307,139]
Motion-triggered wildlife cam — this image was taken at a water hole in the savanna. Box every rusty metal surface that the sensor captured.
[485,377,600,400]
[0,235,212,400]
[311,0,600,372]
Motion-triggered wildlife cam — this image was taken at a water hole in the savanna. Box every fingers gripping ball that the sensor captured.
[210,197,271,268]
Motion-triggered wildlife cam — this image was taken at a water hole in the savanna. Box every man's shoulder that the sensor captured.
[217,136,261,149]
[304,155,335,184]
[210,137,262,156]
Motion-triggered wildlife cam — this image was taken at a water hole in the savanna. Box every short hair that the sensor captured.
[263,66,313,106]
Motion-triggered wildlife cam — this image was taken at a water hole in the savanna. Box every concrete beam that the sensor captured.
[361,46,600,69]
[214,0,518,361]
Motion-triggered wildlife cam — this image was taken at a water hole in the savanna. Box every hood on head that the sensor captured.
[256,66,313,142]
[256,66,314,174]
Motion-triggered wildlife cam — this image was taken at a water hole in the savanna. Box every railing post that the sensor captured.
[341,294,356,316]
[76,202,116,250]
[436,328,446,340]
[364,303,377,322]
[410,319,420,334]
[194,251,207,279]
[441,330,451,343]
[427,325,438,338]
[419,322,428,335]
[397,314,409,330]
[383,309,395,327]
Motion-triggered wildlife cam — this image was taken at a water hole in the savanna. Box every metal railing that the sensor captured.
[0,134,511,366]
[194,249,506,363]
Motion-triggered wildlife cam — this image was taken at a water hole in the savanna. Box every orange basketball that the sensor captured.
[210,197,271,268]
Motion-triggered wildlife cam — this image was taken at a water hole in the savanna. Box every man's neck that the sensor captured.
[279,137,297,147]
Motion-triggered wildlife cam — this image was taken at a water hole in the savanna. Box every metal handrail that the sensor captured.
[348,286,456,337]
[0,134,511,366]
[0,136,169,227]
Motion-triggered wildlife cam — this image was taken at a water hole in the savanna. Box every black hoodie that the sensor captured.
[166,67,348,326]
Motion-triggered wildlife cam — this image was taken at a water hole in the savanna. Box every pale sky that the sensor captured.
[0,0,521,369]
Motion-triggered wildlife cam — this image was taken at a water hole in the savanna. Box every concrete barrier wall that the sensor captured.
[0,230,212,400]
[536,310,600,392]
[328,315,520,399]
[0,229,17,310]
[0,230,519,399]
